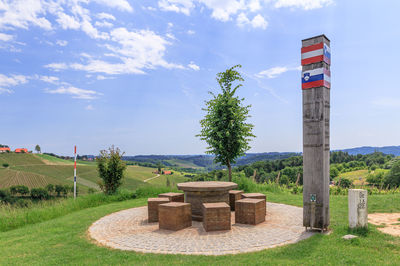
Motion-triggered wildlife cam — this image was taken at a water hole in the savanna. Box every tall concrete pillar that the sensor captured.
[301,35,331,230]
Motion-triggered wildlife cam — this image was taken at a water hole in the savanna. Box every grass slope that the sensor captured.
[0,193,399,265]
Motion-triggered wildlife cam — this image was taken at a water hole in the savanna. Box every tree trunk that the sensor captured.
[227,160,232,182]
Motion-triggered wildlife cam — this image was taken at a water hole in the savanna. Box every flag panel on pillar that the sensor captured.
[301,42,331,65]
[302,68,331,89]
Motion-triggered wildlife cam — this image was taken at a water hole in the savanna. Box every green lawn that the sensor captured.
[0,193,399,265]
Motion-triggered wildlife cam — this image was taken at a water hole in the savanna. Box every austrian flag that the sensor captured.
[302,68,331,89]
[301,42,331,65]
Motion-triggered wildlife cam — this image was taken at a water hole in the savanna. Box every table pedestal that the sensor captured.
[185,190,230,221]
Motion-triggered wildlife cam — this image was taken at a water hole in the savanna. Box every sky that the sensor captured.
[0,0,399,156]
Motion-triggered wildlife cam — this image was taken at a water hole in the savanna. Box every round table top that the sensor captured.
[177,181,238,192]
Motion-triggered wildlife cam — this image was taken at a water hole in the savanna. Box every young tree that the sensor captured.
[197,65,255,181]
[35,145,41,154]
[97,145,127,194]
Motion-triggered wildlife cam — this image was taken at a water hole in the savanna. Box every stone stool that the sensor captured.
[229,190,243,211]
[159,202,192,231]
[148,197,170,222]
[241,192,266,201]
[202,202,231,232]
[235,198,266,225]
[158,192,184,202]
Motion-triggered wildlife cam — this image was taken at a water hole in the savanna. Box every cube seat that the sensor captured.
[147,197,170,223]
[241,192,266,201]
[229,190,243,211]
[158,192,184,202]
[202,202,231,232]
[235,198,266,225]
[159,202,192,231]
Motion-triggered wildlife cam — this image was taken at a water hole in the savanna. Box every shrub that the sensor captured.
[2,163,9,168]
[97,146,127,195]
[30,188,49,200]
[338,177,352,188]
[45,184,54,195]
[9,185,29,196]
[88,188,96,194]
[55,185,64,197]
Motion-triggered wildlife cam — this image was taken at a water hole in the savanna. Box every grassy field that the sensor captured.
[0,191,399,265]
[336,169,390,185]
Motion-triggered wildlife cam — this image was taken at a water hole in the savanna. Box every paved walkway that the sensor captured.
[88,202,314,255]
[143,174,160,183]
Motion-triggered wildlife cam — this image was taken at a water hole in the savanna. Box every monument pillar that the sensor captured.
[301,35,331,230]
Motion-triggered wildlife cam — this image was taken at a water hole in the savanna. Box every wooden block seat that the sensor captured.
[159,202,192,231]
[148,197,170,223]
[158,192,184,202]
[235,198,266,225]
[241,192,266,201]
[229,190,243,211]
[202,202,231,232]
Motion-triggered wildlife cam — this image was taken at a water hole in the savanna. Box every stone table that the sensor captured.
[177,181,238,221]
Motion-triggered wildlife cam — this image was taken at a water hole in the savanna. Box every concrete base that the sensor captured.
[348,189,368,229]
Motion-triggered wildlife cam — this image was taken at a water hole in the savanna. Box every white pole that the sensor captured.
[74,145,77,199]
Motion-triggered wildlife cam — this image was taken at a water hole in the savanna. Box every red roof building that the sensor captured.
[163,171,172,175]
[0,147,10,153]
[15,148,28,153]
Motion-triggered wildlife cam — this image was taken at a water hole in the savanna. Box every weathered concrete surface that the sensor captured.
[88,202,314,255]
[302,34,331,230]
[348,189,368,229]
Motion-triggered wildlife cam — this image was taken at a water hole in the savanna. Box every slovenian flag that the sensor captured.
[302,68,331,89]
[301,42,331,65]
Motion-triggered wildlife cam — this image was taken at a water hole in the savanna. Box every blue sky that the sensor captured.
[0,0,399,156]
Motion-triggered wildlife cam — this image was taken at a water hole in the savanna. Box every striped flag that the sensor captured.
[302,68,331,89]
[301,42,331,65]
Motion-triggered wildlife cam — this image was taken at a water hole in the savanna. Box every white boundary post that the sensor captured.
[74,145,77,199]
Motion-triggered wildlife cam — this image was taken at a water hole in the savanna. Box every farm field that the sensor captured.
[0,153,189,192]
[336,169,390,185]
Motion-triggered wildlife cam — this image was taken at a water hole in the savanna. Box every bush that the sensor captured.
[2,163,9,168]
[338,177,352,188]
[88,188,96,194]
[45,184,54,195]
[97,146,127,195]
[30,188,49,200]
[55,185,65,197]
[9,185,29,196]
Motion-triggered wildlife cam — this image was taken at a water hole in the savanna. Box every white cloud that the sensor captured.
[45,63,68,71]
[96,75,114,80]
[158,0,195,15]
[45,86,102,100]
[187,30,195,35]
[0,0,52,30]
[56,40,68,46]
[95,21,113,28]
[39,75,59,84]
[0,33,14,42]
[56,13,80,30]
[92,0,133,12]
[274,0,333,10]
[166,33,176,40]
[0,73,29,94]
[199,0,245,21]
[86,104,94,110]
[96,12,116,21]
[256,66,289,78]
[237,13,268,29]
[188,62,200,71]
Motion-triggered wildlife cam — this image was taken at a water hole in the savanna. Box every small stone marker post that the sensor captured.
[348,189,368,229]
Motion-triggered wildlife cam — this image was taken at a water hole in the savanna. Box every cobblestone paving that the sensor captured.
[88,202,314,255]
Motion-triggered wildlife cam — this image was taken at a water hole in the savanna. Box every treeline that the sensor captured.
[0,184,92,207]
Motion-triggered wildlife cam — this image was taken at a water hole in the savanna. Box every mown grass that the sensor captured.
[0,191,136,232]
[0,192,399,265]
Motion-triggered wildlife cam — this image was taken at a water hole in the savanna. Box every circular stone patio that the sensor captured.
[88,202,314,255]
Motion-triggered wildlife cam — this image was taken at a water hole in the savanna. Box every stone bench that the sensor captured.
[148,197,170,222]
[229,190,243,211]
[202,202,231,232]
[159,202,192,231]
[158,192,184,202]
[241,192,266,201]
[235,198,266,225]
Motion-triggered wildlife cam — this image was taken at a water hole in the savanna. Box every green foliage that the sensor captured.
[97,146,127,195]
[366,170,386,186]
[338,177,352,188]
[197,65,255,181]
[34,145,41,153]
[384,160,400,187]
[55,185,65,197]
[2,163,9,168]
[30,188,49,200]
[45,184,54,194]
[88,188,96,194]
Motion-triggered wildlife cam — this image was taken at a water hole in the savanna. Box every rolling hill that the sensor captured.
[0,153,189,192]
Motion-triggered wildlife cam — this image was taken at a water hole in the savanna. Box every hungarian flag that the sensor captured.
[301,42,331,65]
[302,68,331,89]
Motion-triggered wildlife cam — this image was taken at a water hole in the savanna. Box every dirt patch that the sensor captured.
[369,213,400,237]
